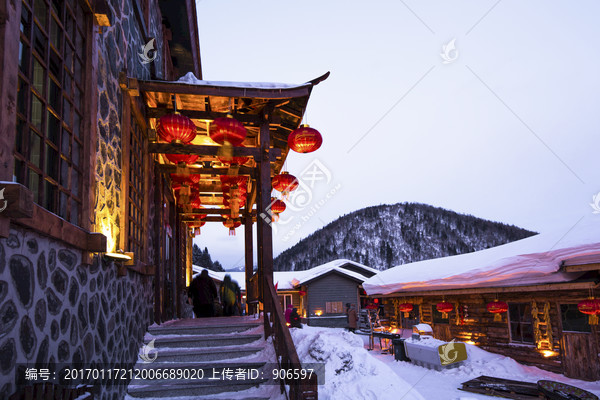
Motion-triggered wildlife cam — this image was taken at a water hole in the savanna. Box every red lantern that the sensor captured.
[288,124,323,153]
[223,219,241,236]
[219,145,250,166]
[373,298,379,304]
[209,115,247,147]
[398,303,413,313]
[158,113,197,144]
[578,298,600,325]
[189,196,202,210]
[271,198,286,215]
[171,173,201,185]
[164,153,199,165]
[487,300,508,322]
[272,172,299,198]
[190,219,206,236]
[298,290,306,296]
[436,301,453,318]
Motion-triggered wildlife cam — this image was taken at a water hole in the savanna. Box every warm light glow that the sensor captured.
[315,310,323,316]
[541,350,558,358]
[100,217,116,253]
[465,340,476,345]
[390,329,399,334]
[104,251,131,261]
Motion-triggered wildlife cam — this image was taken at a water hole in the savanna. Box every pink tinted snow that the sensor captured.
[364,216,600,295]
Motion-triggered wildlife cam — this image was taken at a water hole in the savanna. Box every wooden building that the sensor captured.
[0,0,325,398]
[363,218,600,381]
[195,259,377,327]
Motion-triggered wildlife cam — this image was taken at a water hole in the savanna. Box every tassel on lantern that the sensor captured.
[590,314,599,325]
[194,227,201,236]
[218,140,234,161]
[494,313,502,322]
[229,227,236,236]
[404,312,409,318]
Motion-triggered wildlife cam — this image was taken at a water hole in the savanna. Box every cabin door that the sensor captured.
[561,332,600,380]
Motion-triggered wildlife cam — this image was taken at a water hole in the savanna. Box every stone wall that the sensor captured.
[0,0,169,398]
[0,228,154,399]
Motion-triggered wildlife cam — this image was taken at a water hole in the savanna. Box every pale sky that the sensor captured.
[193,0,600,269]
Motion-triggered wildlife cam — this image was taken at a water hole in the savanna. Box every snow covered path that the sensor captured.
[368,336,600,400]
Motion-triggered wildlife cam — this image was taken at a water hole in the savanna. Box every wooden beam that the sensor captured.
[563,263,600,273]
[156,164,255,176]
[147,108,262,124]
[138,80,312,100]
[245,199,254,314]
[0,182,34,219]
[375,280,600,298]
[149,143,283,159]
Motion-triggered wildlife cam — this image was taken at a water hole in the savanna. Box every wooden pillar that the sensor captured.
[244,210,253,314]
[256,104,274,315]
[153,166,163,323]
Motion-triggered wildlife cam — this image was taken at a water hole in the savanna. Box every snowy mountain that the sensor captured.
[274,203,536,271]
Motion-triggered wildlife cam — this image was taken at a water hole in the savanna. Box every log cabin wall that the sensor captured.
[0,0,181,398]
[383,288,600,381]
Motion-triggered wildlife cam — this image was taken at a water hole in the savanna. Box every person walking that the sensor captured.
[346,303,358,333]
[284,304,294,325]
[188,269,218,318]
[290,307,302,328]
[219,274,240,316]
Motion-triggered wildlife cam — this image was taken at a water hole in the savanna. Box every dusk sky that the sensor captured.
[193,0,600,269]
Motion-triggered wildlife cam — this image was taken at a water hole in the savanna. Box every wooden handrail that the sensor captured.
[263,275,318,400]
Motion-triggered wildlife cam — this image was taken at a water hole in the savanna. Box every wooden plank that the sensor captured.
[149,142,282,159]
[563,263,600,273]
[378,281,600,297]
[157,163,255,176]
[0,182,34,218]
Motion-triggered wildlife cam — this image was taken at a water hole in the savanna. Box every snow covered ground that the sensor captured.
[364,334,600,400]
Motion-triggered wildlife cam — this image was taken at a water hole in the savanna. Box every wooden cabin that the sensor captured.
[363,218,600,381]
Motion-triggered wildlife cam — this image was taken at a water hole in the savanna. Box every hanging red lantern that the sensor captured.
[190,219,206,236]
[209,115,247,147]
[158,113,197,144]
[578,298,600,325]
[398,303,413,313]
[223,219,241,236]
[171,173,201,186]
[271,198,286,215]
[189,196,202,210]
[288,124,323,153]
[436,301,453,318]
[219,145,250,166]
[487,300,508,322]
[298,290,306,296]
[272,172,299,198]
[164,153,199,165]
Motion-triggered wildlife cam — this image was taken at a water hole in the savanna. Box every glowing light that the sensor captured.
[315,310,323,316]
[390,329,399,334]
[465,340,476,345]
[100,217,115,253]
[541,350,558,358]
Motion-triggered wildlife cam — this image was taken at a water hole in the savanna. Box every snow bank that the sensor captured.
[290,326,425,400]
[364,216,600,295]
[374,340,600,399]
[174,72,310,90]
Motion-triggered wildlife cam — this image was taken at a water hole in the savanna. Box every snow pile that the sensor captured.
[290,326,425,400]
[375,340,600,399]
[364,216,600,294]
[174,72,310,90]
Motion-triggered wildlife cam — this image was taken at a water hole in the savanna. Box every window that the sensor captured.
[127,117,147,258]
[325,301,343,314]
[14,0,88,225]
[401,304,420,328]
[509,303,534,344]
[432,306,449,324]
[560,304,591,333]
[278,294,292,310]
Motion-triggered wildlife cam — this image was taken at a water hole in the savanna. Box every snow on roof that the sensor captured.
[175,72,311,90]
[363,216,600,295]
[192,259,377,291]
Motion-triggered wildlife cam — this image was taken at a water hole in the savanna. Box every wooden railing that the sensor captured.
[263,275,318,400]
[247,273,260,314]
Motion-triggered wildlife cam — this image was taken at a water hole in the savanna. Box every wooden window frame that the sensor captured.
[14,0,90,227]
[432,305,450,324]
[508,302,535,345]
[121,95,150,264]
[278,294,293,310]
[559,303,592,334]
[325,301,344,314]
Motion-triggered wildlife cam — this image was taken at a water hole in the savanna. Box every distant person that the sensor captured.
[285,304,294,325]
[346,303,358,333]
[290,308,302,328]
[220,274,241,316]
[188,270,218,318]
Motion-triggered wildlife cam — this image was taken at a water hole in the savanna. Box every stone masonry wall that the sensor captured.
[0,229,154,399]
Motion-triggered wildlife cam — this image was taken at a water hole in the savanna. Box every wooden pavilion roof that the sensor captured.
[130,72,329,224]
